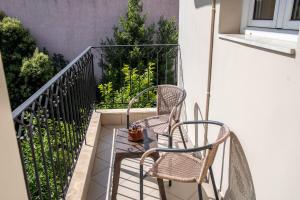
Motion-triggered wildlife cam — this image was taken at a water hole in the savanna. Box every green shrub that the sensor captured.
[101,0,155,90]
[0,16,37,108]
[98,63,156,108]
[20,49,54,98]
[0,15,68,109]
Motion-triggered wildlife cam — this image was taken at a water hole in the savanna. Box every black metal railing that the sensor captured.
[93,44,180,108]
[13,47,95,200]
[12,44,179,199]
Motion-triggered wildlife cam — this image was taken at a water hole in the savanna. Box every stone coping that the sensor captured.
[66,111,101,200]
[99,108,157,125]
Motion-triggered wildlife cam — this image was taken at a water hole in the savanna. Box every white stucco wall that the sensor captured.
[179,0,300,199]
[0,0,178,60]
[0,55,28,199]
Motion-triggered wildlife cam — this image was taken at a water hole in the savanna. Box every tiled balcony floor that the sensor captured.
[86,125,205,200]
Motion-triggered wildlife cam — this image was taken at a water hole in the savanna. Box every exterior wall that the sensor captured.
[179,0,300,199]
[0,55,28,199]
[0,0,178,60]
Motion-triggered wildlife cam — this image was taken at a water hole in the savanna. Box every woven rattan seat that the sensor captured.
[149,153,203,182]
[134,114,172,135]
[127,85,186,148]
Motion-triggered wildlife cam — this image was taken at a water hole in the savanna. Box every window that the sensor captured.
[247,0,300,30]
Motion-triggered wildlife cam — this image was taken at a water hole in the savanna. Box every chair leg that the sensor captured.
[198,184,203,200]
[178,126,187,149]
[140,165,143,200]
[168,136,173,187]
[209,167,219,200]
[168,135,173,148]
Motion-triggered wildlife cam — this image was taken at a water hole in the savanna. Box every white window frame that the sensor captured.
[247,0,281,28]
[246,0,300,31]
[282,0,300,29]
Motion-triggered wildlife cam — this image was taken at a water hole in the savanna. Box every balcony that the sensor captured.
[11,44,255,200]
[13,45,208,200]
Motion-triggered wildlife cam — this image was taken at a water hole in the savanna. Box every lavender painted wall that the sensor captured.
[0,0,178,60]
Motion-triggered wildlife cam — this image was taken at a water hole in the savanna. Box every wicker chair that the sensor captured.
[139,120,230,200]
[127,85,187,148]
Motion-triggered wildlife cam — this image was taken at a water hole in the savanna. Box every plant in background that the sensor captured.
[20,49,54,99]
[156,17,179,84]
[0,16,37,108]
[101,0,155,90]
[99,0,178,108]
[0,15,68,109]
[99,63,156,108]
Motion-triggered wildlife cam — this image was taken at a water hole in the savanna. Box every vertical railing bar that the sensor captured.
[76,63,86,139]
[58,79,74,173]
[63,74,77,164]
[174,46,178,85]
[67,71,80,155]
[82,57,90,126]
[27,104,43,199]
[165,47,168,84]
[35,96,52,199]
[54,98,69,197]
[62,83,76,169]
[81,56,91,132]
[42,90,60,199]
[49,86,66,197]
[147,48,150,103]
[72,66,84,144]
[91,52,96,108]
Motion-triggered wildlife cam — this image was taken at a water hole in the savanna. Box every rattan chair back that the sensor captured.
[198,125,230,183]
[157,85,186,122]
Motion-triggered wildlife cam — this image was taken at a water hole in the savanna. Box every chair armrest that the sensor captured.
[140,144,212,165]
[126,86,157,128]
[170,120,224,136]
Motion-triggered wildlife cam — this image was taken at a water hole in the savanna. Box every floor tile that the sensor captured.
[96,147,112,162]
[92,157,110,176]
[92,168,110,187]
[86,180,107,200]
[96,141,111,155]
[164,181,197,200]
[86,125,199,200]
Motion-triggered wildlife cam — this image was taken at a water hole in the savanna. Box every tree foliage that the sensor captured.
[0,15,68,109]
[99,0,178,107]
[99,63,156,108]
[20,49,54,98]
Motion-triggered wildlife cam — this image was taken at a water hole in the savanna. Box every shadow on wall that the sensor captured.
[193,102,205,147]
[192,102,256,199]
[224,132,256,200]
[194,0,213,9]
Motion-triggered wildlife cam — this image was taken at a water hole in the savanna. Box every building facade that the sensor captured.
[179,0,300,199]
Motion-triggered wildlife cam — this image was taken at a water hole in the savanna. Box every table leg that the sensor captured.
[111,155,122,200]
